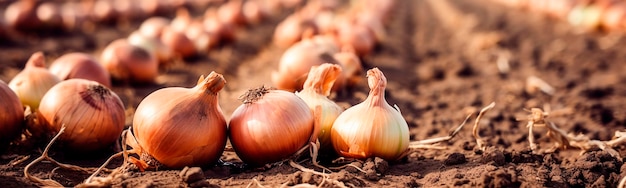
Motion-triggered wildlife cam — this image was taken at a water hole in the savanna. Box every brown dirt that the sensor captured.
[2,0,626,187]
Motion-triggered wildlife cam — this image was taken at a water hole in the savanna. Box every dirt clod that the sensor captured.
[179,167,205,184]
[444,152,467,166]
[482,147,506,166]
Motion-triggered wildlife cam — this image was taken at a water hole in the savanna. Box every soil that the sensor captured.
[2,0,626,187]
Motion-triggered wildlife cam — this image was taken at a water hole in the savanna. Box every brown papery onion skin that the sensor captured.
[229,86,314,166]
[131,72,228,169]
[49,52,112,87]
[9,52,61,110]
[0,80,24,151]
[38,79,125,152]
[100,39,159,83]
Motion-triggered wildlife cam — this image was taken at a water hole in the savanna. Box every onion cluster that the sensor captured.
[490,0,626,32]
[2,0,190,34]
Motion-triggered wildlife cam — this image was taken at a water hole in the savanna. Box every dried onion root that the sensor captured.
[521,107,626,160]
[24,126,95,187]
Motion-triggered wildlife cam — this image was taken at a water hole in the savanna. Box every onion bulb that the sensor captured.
[161,27,197,58]
[0,80,24,151]
[49,52,112,87]
[295,64,344,154]
[332,46,363,90]
[333,16,376,56]
[217,0,246,26]
[5,0,41,31]
[273,13,317,48]
[9,52,61,110]
[37,79,125,152]
[128,31,173,65]
[130,72,228,169]
[100,39,159,83]
[272,35,339,92]
[330,68,409,161]
[138,17,171,39]
[36,2,62,29]
[229,86,314,166]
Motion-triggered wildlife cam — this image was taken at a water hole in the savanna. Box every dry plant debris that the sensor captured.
[521,107,626,161]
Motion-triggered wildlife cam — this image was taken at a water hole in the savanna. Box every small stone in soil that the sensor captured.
[179,167,205,184]
[444,152,467,166]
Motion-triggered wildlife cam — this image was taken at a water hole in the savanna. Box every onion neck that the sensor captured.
[25,52,46,68]
[366,68,387,108]
[302,64,341,96]
[239,86,270,104]
[196,72,226,95]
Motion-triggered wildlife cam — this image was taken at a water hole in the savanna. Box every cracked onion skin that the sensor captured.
[131,72,228,169]
[37,79,125,152]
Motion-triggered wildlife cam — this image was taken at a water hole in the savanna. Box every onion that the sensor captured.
[92,0,117,22]
[60,2,89,32]
[37,79,125,152]
[9,52,61,110]
[333,16,376,56]
[331,68,409,161]
[229,86,314,166]
[49,52,112,87]
[273,14,317,48]
[170,8,192,33]
[217,0,246,26]
[185,21,220,53]
[138,17,171,39]
[601,3,626,32]
[295,64,344,154]
[130,72,228,169]
[204,8,236,42]
[0,80,24,151]
[243,0,263,25]
[568,4,604,31]
[36,2,62,29]
[161,27,197,58]
[5,0,41,31]
[271,35,339,92]
[332,46,363,90]
[128,31,173,65]
[100,39,159,83]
